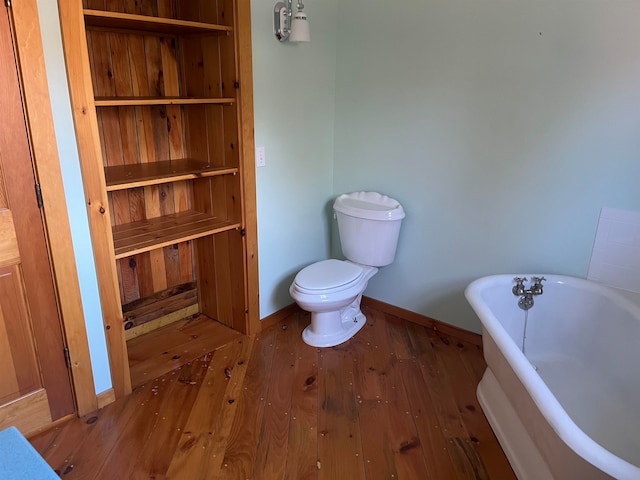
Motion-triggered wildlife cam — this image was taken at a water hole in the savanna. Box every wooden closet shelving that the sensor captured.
[59,0,259,397]
[112,211,240,259]
[83,9,233,35]
[94,97,235,106]
[105,157,241,258]
[105,160,238,191]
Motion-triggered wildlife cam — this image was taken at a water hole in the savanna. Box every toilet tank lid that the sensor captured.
[334,191,405,221]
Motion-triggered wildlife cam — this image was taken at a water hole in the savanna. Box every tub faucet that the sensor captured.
[512,276,545,310]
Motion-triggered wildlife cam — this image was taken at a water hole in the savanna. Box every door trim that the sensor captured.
[8,0,97,416]
[56,0,132,400]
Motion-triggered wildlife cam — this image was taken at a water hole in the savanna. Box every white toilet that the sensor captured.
[289,191,405,347]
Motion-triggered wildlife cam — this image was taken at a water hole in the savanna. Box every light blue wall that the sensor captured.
[251,0,338,317]
[36,0,112,393]
[332,0,640,331]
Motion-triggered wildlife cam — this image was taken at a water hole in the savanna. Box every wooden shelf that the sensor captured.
[84,9,232,35]
[94,96,235,107]
[112,211,240,259]
[105,159,237,191]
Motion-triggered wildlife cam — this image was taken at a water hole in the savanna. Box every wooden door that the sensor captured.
[0,6,75,434]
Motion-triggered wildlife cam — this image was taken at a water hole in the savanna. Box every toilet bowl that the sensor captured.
[290,192,405,348]
[289,259,378,347]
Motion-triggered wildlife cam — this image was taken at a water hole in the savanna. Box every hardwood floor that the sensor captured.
[127,314,244,388]
[30,306,516,479]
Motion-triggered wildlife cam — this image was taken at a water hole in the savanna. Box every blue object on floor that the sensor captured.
[0,426,58,479]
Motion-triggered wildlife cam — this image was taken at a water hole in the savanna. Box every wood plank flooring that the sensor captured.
[30,305,516,479]
[127,313,243,388]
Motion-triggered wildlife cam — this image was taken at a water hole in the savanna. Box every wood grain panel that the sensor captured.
[0,266,41,405]
[122,281,197,328]
[175,0,200,23]
[212,232,234,326]
[125,183,145,298]
[142,31,170,295]
[84,0,107,11]
[194,228,246,334]
[193,235,218,320]
[0,210,20,266]
[157,0,175,19]
[217,0,235,27]
[159,33,189,292]
[87,31,115,96]
[224,228,249,333]
[0,390,51,436]
[0,301,20,403]
[128,32,165,299]
[124,304,198,340]
[116,257,140,303]
[182,105,212,162]
[0,160,6,210]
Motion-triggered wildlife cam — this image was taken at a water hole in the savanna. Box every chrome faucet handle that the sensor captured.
[512,277,528,296]
[531,276,546,295]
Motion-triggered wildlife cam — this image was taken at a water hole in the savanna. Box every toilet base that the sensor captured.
[302,306,367,348]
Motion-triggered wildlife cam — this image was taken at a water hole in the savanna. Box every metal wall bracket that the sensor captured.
[273,0,292,42]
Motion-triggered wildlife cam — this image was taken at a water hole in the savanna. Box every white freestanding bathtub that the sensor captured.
[465,274,640,480]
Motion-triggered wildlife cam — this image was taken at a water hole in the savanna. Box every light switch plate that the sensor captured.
[256,146,266,167]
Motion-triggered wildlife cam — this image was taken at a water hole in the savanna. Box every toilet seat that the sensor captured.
[293,259,364,295]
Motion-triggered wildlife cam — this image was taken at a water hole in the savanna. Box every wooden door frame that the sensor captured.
[236,0,261,337]
[8,0,97,417]
[57,0,132,400]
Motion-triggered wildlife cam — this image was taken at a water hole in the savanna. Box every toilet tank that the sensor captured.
[334,191,405,267]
